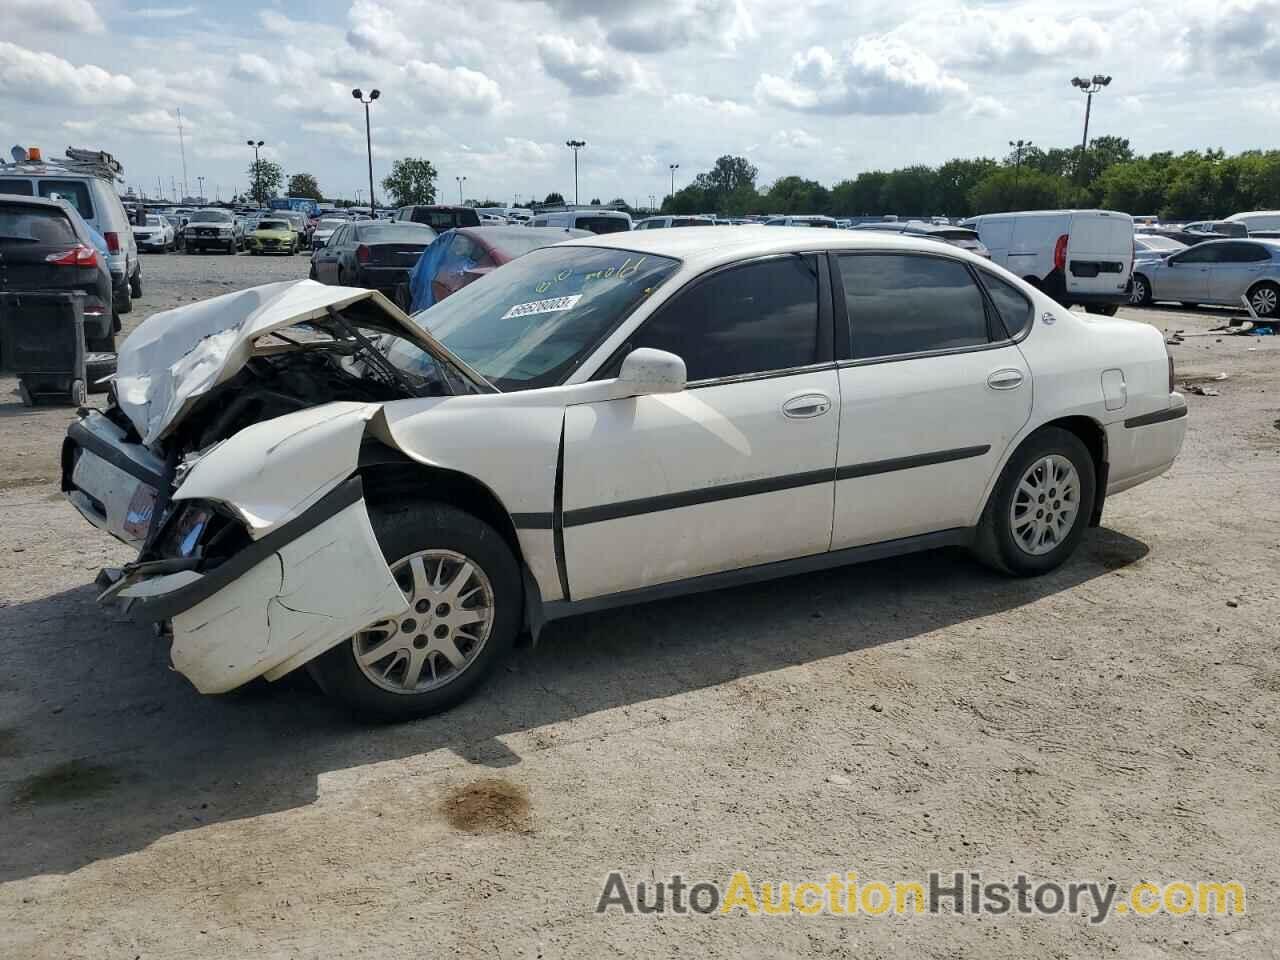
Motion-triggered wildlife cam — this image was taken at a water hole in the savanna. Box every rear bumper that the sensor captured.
[1068,289,1131,308]
[1105,395,1188,496]
[355,266,412,295]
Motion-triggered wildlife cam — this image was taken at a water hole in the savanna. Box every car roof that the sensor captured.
[0,194,67,210]
[559,225,984,270]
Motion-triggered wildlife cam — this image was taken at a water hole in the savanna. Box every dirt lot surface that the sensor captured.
[1,254,1278,958]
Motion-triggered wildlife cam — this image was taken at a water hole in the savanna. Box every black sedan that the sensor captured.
[0,194,117,350]
[309,220,437,298]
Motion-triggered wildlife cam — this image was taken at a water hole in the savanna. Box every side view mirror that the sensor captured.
[614,348,686,397]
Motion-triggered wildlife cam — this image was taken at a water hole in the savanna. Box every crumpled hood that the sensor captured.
[114,279,469,447]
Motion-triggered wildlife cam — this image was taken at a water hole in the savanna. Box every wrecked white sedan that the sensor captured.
[62,229,1188,718]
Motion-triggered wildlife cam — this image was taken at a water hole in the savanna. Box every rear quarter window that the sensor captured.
[979,272,1034,339]
[576,216,629,235]
[36,180,94,219]
[0,179,35,197]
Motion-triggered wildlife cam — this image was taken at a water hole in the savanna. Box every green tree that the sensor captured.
[381,157,438,206]
[763,176,829,214]
[246,158,283,203]
[286,172,322,200]
[543,191,565,205]
[969,168,1067,214]
[935,158,998,217]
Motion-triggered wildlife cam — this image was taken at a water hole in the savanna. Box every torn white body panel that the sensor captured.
[169,498,407,694]
[113,279,473,446]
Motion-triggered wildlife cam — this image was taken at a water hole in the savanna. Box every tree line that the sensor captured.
[663,142,1280,220]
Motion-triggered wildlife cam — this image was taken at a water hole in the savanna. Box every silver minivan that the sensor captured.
[0,148,141,321]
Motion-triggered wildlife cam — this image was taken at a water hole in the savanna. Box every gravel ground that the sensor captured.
[0,254,1278,958]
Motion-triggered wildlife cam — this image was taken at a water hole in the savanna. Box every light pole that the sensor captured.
[1070,75,1111,182]
[1008,139,1032,208]
[668,162,679,202]
[246,140,264,206]
[456,175,467,204]
[565,139,585,205]
[352,88,381,211]
[196,175,205,201]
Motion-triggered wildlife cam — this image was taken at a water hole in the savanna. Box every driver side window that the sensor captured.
[1174,245,1222,264]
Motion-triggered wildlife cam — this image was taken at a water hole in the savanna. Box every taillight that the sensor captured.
[1053,234,1068,272]
[356,244,370,264]
[45,245,99,267]
[104,231,121,253]
[1168,352,1176,393]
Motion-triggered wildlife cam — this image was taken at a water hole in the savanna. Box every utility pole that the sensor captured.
[1070,75,1111,183]
[669,162,679,202]
[456,175,467,204]
[565,139,585,205]
[177,108,189,201]
[1008,139,1032,208]
[196,175,205,201]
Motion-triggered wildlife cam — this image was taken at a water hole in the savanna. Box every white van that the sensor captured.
[528,209,631,234]
[1225,211,1280,235]
[965,209,1134,315]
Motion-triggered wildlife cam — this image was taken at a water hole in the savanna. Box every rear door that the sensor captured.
[1007,215,1059,282]
[561,254,839,600]
[1064,212,1133,300]
[314,225,347,282]
[1207,242,1272,305]
[830,251,1032,548]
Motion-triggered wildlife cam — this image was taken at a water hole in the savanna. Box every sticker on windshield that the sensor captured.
[501,295,583,320]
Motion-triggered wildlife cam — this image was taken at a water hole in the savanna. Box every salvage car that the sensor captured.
[184,208,241,254]
[1130,238,1280,316]
[245,217,299,255]
[62,231,1187,719]
[1,194,117,350]
[404,225,590,312]
[133,214,176,253]
[309,220,436,298]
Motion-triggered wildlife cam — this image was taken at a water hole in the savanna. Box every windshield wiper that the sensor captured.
[325,306,436,398]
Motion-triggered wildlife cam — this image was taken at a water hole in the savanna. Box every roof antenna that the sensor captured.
[177,109,189,201]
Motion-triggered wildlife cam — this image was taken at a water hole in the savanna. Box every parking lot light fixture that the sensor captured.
[1009,139,1032,207]
[669,162,679,203]
[246,140,264,206]
[565,140,586,205]
[1070,75,1111,182]
[456,175,467,204]
[352,89,381,212]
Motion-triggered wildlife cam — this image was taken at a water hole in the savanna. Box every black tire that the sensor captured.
[116,289,132,315]
[308,265,318,281]
[1180,302,1199,309]
[307,500,522,721]
[69,379,87,406]
[972,427,1096,576]
[1247,280,1279,319]
[85,334,115,353]
[1130,273,1152,306]
[227,240,236,255]
[129,270,142,298]
[1093,304,1119,317]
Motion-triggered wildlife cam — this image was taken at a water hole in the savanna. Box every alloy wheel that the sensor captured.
[1250,285,1278,317]
[1009,455,1081,556]
[1129,277,1147,305]
[352,549,495,694]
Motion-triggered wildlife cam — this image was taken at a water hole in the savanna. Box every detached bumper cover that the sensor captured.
[104,477,408,693]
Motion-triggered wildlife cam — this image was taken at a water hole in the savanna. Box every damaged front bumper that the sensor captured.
[63,411,408,693]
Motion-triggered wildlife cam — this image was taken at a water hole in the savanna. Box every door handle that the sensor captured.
[987,369,1024,390]
[782,393,832,418]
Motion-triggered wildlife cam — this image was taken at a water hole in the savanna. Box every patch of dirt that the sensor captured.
[10,760,120,807]
[0,476,50,492]
[441,778,531,834]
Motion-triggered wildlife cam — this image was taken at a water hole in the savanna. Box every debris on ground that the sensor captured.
[1189,385,1220,396]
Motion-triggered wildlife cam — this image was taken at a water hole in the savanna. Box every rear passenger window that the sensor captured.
[839,254,989,359]
[0,179,35,196]
[631,256,820,381]
[36,180,93,218]
[979,272,1033,338]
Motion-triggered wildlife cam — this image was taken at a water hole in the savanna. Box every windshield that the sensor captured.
[1137,236,1186,253]
[146,215,163,226]
[390,245,680,391]
[258,220,289,231]
[193,210,232,223]
[318,219,346,230]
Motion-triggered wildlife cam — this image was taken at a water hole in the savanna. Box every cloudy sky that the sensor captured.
[2,0,1278,205]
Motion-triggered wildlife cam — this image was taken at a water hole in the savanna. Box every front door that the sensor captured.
[1159,246,1215,302]
[561,254,839,601]
[830,252,1033,548]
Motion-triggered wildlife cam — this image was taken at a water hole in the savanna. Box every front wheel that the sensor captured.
[1130,273,1152,306]
[973,427,1096,576]
[1092,304,1119,316]
[307,501,522,721]
[1248,281,1279,319]
[227,240,236,255]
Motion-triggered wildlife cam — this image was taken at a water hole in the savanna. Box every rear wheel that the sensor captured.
[129,270,142,298]
[226,240,236,255]
[973,427,1096,576]
[307,501,521,720]
[1248,281,1279,319]
[1093,304,1119,316]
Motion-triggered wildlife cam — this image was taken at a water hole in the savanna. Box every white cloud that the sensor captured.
[666,92,753,117]
[607,0,756,53]
[346,0,419,60]
[231,53,281,86]
[403,61,504,113]
[9,0,104,33]
[0,42,143,106]
[131,5,196,18]
[771,128,821,149]
[536,35,651,97]
[896,7,1110,73]
[756,39,968,115]
[1181,0,1280,75]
